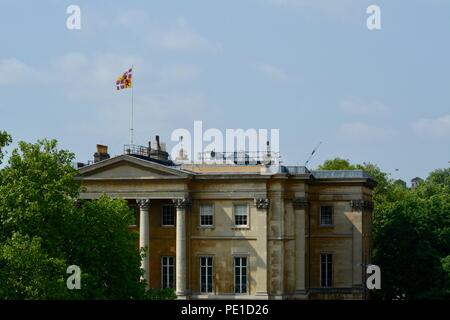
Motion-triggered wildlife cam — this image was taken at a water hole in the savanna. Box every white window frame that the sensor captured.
[233,203,249,228]
[199,256,214,293]
[161,256,175,289]
[233,256,249,294]
[161,204,175,227]
[319,205,334,227]
[320,253,333,288]
[199,204,214,228]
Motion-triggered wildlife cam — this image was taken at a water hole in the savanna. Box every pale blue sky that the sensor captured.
[1,0,449,182]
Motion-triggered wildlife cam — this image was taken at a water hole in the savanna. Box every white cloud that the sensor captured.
[265,0,365,21]
[1,52,203,96]
[0,58,40,85]
[1,52,209,146]
[337,122,394,140]
[158,64,201,85]
[338,98,389,115]
[158,18,222,53]
[115,10,149,29]
[50,52,142,101]
[257,63,290,82]
[412,115,450,137]
[65,92,208,141]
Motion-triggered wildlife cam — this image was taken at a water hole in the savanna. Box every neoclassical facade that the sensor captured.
[76,144,375,300]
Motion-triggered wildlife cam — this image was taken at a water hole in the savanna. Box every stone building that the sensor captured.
[76,139,375,299]
[411,177,423,189]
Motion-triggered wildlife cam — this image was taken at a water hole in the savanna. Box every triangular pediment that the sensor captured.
[77,155,192,180]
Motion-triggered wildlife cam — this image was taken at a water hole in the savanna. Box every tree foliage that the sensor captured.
[0,135,173,299]
[0,131,12,164]
[0,232,68,299]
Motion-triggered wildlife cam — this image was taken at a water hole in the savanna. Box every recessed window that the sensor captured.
[234,204,248,227]
[320,253,333,288]
[199,204,214,227]
[234,257,248,294]
[320,205,333,226]
[128,205,138,227]
[200,256,213,293]
[161,256,175,289]
[162,204,175,226]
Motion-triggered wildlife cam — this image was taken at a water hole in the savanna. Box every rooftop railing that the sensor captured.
[123,144,150,157]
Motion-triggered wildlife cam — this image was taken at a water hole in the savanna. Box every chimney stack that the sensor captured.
[149,135,169,161]
[94,144,110,163]
[156,135,161,150]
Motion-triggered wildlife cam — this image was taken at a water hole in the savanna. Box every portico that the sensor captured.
[136,197,190,298]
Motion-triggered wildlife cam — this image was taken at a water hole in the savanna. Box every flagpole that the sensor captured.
[130,65,134,146]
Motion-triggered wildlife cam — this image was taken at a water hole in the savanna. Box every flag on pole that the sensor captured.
[116,68,132,90]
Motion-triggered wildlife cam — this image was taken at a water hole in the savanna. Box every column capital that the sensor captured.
[293,197,308,209]
[255,198,270,210]
[350,200,373,211]
[173,198,191,209]
[136,199,150,209]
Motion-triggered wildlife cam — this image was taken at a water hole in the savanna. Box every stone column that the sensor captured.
[350,200,373,295]
[255,198,269,297]
[137,199,150,287]
[269,193,284,299]
[293,197,308,295]
[173,198,191,298]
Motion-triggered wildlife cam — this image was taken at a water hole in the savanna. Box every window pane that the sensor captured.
[327,255,332,287]
[234,257,247,294]
[235,205,247,215]
[234,215,247,226]
[200,256,213,293]
[321,259,326,287]
[320,206,333,226]
[320,254,332,287]
[234,206,248,226]
[200,205,213,215]
[162,205,175,226]
[162,256,175,289]
[200,205,214,227]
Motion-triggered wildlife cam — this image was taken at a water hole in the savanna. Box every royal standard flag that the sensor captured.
[116,68,132,90]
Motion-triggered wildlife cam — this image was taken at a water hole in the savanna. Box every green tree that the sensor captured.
[0,139,149,299]
[317,157,357,170]
[427,168,450,187]
[318,158,450,299]
[66,197,144,299]
[0,130,12,164]
[0,233,68,299]
[372,175,450,299]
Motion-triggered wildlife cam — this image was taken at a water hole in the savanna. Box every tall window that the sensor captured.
[320,205,333,226]
[200,256,213,293]
[162,205,175,226]
[199,204,214,227]
[320,253,333,287]
[161,256,175,289]
[234,204,248,227]
[234,257,248,294]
